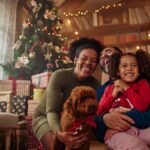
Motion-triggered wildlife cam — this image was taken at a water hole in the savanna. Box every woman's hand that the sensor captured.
[56,130,88,149]
[103,110,134,131]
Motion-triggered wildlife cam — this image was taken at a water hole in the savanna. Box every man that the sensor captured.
[97,47,122,101]
[95,47,150,145]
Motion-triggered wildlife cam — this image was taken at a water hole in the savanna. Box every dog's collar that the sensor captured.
[68,116,96,133]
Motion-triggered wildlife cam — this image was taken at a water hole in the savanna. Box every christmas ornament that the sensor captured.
[29,52,35,59]
[55,46,61,53]
[37,20,44,27]
[44,53,51,61]
[12,40,22,50]
[44,9,51,19]
[46,63,53,72]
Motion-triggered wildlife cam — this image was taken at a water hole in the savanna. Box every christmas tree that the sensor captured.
[1,0,73,80]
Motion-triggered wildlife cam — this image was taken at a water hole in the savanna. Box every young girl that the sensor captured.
[97,50,150,149]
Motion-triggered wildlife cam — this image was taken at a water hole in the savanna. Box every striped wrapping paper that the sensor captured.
[27,100,39,116]
[0,80,13,91]
[0,80,31,96]
[16,80,31,96]
[31,72,52,88]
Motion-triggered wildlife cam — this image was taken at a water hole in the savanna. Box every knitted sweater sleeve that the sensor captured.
[126,108,150,129]
[46,70,66,133]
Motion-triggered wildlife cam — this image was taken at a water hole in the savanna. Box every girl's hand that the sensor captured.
[114,79,129,91]
[112,86,123,97]
[57,130,88,149]
[103,111,134,131]
[104,129,118,140]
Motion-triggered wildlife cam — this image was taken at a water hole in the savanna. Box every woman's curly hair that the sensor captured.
[69,37,104,63]
[108,49,150,81]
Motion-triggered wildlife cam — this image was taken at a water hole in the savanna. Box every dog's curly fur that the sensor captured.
[60,86,98,150]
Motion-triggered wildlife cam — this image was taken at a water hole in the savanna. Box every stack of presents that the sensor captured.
[0,71,52,149]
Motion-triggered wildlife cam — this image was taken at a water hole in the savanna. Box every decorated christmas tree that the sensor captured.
[1,0,73,80]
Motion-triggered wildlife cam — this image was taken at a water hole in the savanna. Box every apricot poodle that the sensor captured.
[60,86,98,150]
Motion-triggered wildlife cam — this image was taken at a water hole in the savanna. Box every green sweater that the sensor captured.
[32,68,100,140]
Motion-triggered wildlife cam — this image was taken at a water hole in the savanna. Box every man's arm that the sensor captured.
[126,109,150,129]
[96,80,112,101]
[94,115,107,142]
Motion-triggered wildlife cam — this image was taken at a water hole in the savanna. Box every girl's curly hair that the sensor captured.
[108,49,150,81]
[108,52,122,80]
[69,37,104,63]
[136,49,150,81]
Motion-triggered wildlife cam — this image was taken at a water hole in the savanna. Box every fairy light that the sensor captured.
[67,19,71,24]
[148,32,150,39]
[62,3,122,17]
[136,46,140,49]
[95,9,99,13]
[81,12,84,15]
[118,3,122,6]
[64,37,68,40]
[43,26,48,31]
[74,31,78,35]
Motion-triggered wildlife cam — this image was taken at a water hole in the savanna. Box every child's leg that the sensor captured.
[126,126,140,136]
[127,126,150,145]
[105,132,149,150]
[138,127,150,145]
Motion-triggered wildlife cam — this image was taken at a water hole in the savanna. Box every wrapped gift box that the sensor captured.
[0,80,13,91]
[31,72,52,88]
[28,100,39,116]
[16,80,31,96]
[0,80,31,96]
[11,95,29,115]
[33,88,45,101]
[0,102,7,112]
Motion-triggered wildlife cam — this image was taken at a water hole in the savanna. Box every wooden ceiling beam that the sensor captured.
[59,0,87,12]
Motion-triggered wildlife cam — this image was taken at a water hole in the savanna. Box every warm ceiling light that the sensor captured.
[74,31,78,35]
[136,46,140,49]
[67,19,71,24]
[148,33,150,37]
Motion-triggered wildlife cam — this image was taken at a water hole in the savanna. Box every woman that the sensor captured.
[32,37,104,150]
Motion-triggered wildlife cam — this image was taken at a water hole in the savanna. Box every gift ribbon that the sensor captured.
[8,77,17,94]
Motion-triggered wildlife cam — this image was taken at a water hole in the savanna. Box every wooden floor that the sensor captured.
[90,140,108,150]
[28,141,108,150]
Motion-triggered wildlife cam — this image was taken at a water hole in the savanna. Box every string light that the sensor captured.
[148,32,150,39]
[136,46,140,49]
[67,19,71,24]
[63,3,122,17]
[74,31,78,35]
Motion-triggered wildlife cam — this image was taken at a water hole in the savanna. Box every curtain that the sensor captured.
[0,0,18,79]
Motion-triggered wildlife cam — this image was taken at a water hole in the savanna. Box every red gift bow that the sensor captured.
[68,116,96,133]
